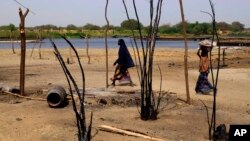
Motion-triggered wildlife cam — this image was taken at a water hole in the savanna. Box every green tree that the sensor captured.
[101,24,115,30]
[66,24,78,30]
[186,21,210,35]
[120,19,143,30]
[158,24,171,33]
[217,22,230,30]
[231,21,244,32]
[199,22,211,34]
[0,24,16,31]
[173,21,186,33]
[34,24,58,30]
[8,24,16,32]
[83,23,101,30]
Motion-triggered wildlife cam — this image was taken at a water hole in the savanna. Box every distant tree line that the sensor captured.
[0,20,249,39]
[158,21,246,35]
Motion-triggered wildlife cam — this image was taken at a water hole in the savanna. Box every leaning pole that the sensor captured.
[179,0,191,104]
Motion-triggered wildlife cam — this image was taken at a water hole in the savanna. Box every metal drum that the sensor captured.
[47,86,67,108]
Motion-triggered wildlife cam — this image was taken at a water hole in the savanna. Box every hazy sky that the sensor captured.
[0,0,249,28]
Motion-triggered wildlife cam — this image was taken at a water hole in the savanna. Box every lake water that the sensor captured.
[0,38,200,49]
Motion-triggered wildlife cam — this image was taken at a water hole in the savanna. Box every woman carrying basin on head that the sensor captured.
[195,40,214,94]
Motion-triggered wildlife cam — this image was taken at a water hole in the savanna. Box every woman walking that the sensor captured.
[195,40,213,94]
[111,39,134,86]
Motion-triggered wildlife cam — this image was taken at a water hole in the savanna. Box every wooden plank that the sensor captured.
[98,125,167,141]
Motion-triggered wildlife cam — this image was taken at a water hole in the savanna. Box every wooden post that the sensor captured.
[105,0,109,88]
[19,8,29,96]
[179,0,191,104]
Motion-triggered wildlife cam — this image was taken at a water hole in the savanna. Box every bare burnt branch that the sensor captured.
[132,0,145,55]
[200,0,221,138]
[55,53,85,140]
[49,37,92,141]
[122,0,143,74]
[200,10,216,137]
[130,0,147,115]
[122,0,148,118]
[123,0,164,120]
[155,64,163,112]
[61,35,86,122]
[49,38,83,138]
[144,0,163,120]
[87,112,93,140]
[148,0,163,97]
[61,35,86,94]
[129,38,141,82]
[146,0,154,50]
[53,51,82,138]
[79,35,91,64]
[199,100,211,139]
[208,0,222,135]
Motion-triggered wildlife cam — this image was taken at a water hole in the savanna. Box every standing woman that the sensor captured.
[195,40,213,94]
[111,39,135,85]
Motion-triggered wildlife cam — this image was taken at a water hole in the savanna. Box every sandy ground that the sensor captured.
[0,46,250,141]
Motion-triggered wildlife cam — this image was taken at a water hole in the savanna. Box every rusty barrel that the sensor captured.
[47,86,67,108]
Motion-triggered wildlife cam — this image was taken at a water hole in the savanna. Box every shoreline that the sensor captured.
[0,40,37,43]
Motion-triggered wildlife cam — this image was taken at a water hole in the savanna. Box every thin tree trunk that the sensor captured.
[38,30,42,59]
[69,47,73,64]
[30,33,39,58]
[10,31,16,54]
[86,36,90,64]
[179,0,191,104]
[105,0,109,88]
[38,42,42,59]
[19,8,29,96]
[222,48,225,66]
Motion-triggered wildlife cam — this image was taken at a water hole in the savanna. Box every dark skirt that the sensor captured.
[195,72,213,94]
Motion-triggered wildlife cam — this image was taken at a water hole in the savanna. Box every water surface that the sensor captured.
[0,38,200,49]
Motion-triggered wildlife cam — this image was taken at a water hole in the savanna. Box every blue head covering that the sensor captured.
[116,39,135,69]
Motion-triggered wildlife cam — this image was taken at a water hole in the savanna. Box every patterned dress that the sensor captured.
[195,47,213,94]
